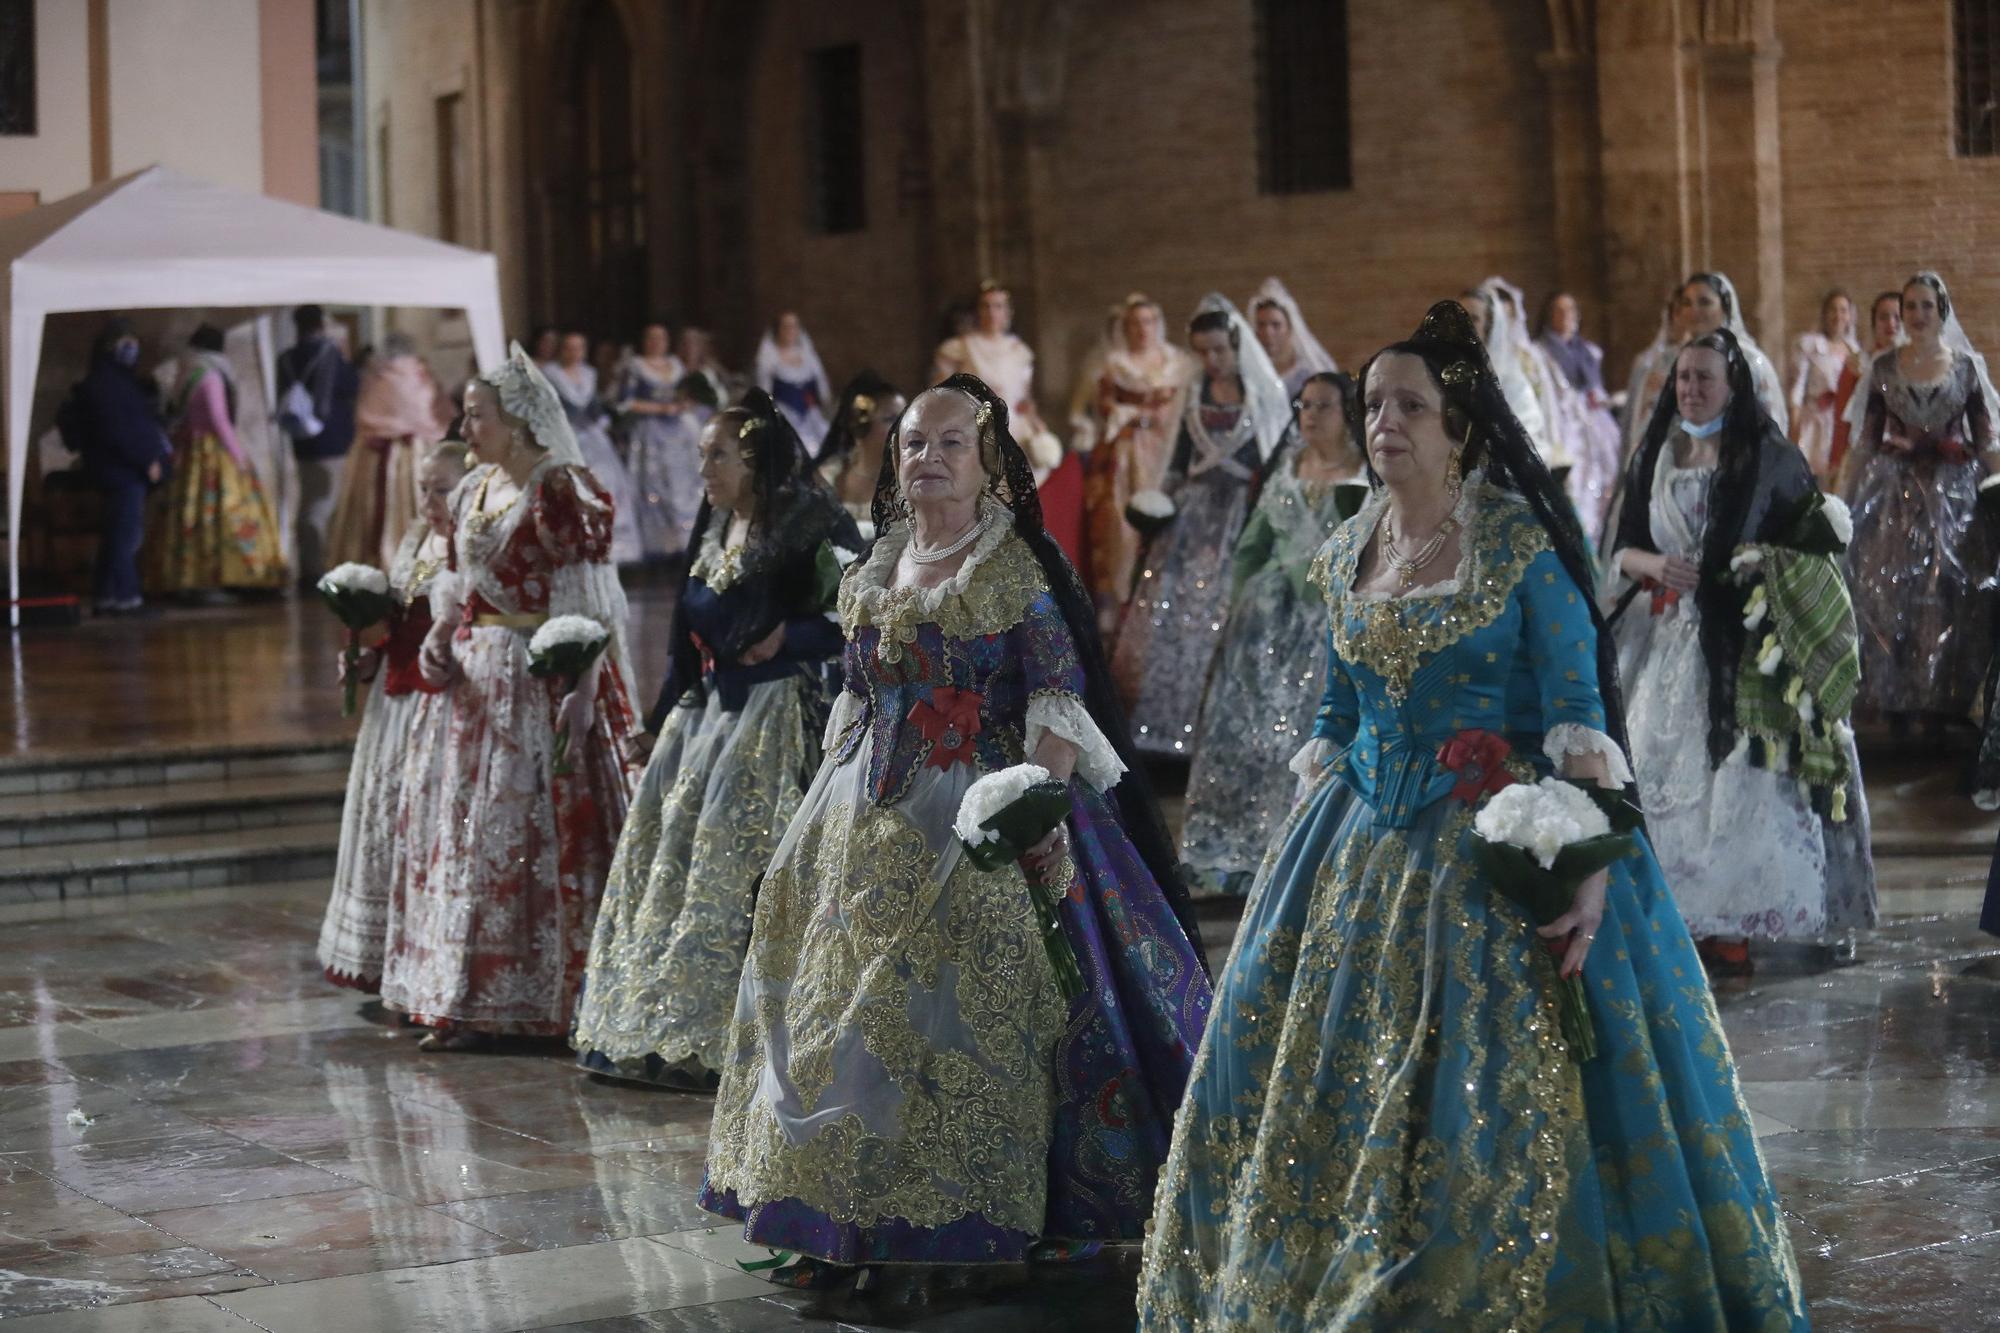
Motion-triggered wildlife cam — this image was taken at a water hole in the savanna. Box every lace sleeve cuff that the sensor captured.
[428,569,463,622]
[1026,693,1127,792]
[1544,723,1633,787]
[823,690,865,752]
[1289,738,1334,779]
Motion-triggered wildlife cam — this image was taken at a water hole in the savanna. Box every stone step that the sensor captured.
[0,770,349,850]
[0,819,342,909]
[0,739,353,797]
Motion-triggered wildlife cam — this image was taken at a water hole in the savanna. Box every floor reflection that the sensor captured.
[0,880,1995,1328]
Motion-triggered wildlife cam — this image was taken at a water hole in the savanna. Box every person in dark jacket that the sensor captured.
[276,304,358,584]
[71,318,172,614]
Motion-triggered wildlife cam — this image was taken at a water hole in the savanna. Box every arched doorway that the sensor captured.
[542,0,646,342]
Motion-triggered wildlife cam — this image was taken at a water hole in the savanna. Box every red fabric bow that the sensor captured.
[1641,578,1680,616]
[1436,729,1517,806]
[909,687,984,770]
[690,630,717,678]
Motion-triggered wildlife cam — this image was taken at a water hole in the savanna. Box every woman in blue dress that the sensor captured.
[1137,303,1808,1331]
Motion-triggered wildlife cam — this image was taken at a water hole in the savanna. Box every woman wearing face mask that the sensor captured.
[1179,371,1365,897]
[1610,330,1875,976]
[572,392,858,1090]
[317,441,471,994]
[702,375,1209,1289]
[1138,304,1807,1333]
[1846,271,2000,748]
[1111,294,1290,756]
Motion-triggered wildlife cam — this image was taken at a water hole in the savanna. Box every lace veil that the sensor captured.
[1192,292,1292,463]
[1248,277,1339,378]
[754,321,833,407]
[480,341,636,697]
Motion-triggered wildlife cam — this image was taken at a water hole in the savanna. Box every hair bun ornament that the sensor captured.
[1418,300,1482,349]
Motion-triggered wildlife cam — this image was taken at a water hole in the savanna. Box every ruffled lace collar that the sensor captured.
[846,496,1014,617]
[840,497,1045,660]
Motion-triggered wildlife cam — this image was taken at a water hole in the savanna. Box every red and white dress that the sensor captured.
[382,459,637,1034]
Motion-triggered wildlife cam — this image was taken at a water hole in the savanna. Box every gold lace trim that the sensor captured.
[1311,481,1549,701]
[707,799,1066,1233]
[689,512,751,592]
[839,512,1047,664]
[1136,814,1582,1329]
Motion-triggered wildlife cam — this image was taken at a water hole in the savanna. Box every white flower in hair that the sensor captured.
[320,562,390,595]
[1820,494,1853,547]
[953,764,1052,846]
[529,615,609,654]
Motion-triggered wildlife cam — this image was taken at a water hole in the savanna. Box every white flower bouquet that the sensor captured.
[1124,488,1177,538]
[316,563,397,717]
[528,615,611,775]
[954,763,1085,1001]
[1469,777,1639,1063]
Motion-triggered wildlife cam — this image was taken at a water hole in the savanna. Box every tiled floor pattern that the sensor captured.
[0,879,1994,1329]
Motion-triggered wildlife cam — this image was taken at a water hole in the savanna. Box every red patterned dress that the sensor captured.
[382,460,637,1034]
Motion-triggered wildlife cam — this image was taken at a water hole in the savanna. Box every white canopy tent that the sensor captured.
[0,166,507,625]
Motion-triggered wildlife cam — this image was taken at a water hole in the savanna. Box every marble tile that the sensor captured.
[435,1177,717,1249]
[0,1242,263,1320]
[1741,1079,2000,1132]
[0,1026,124,1064]
[0,1294,264,1331]
[0,1080,221,1153]
[7,1125,353,1214]
[142,1184,529,1284]
[78,994,378,1051]
[300,1133,625,1205]
[211,1235,769,1331]
[1803,1231,2000,1327]
[0,1158,178,1266]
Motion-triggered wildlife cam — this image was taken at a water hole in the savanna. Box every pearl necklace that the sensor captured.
[908,513,988,564]
[1384,510,1457,589]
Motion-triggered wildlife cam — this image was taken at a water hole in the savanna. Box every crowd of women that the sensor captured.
[305,263,2000,1329]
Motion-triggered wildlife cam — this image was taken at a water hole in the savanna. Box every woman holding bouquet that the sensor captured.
[1179,371,1366,896]
[1610,329,1876,972]
[571,392,860,1089]
[317,441,469,992]
[382,344,638,1051]
[1138,304,1807,1331]
[702,375,1210,1287]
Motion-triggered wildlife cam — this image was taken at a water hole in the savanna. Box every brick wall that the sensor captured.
[1030,0,1560,408]
[737,0,938,395]
[1776,0,2000,360]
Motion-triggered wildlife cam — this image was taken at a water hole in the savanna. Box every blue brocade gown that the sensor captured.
[1137,481,1809,1332]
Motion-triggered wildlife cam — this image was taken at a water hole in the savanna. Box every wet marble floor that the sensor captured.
[0,880,1994,1330]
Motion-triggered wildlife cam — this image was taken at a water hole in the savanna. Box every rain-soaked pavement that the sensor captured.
[1,873,1996,1330]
